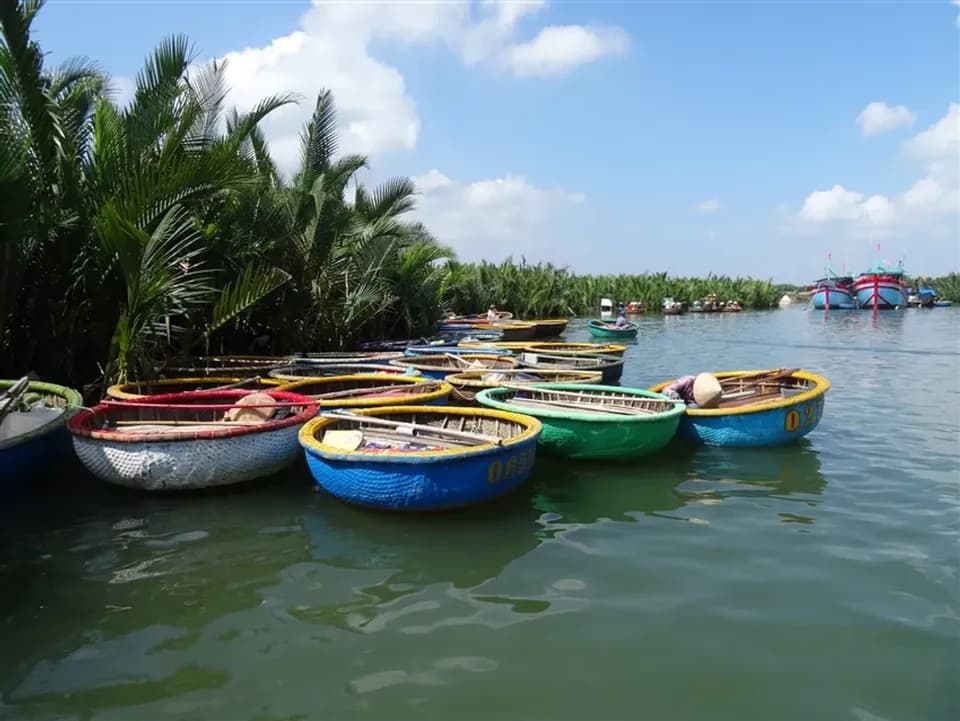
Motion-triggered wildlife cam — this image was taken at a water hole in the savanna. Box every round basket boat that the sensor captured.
[299,405,542,511]
[445,368,603,405]
[269,363,410,381]
[476,384,684,460]
[517,351,624,384]
[648,369,831,447]
[162,356,289,376]
[68,390,317,491]
[291,351,405,365]
[106,376,283,400]
[405,344,513,357]
[388,354,518,380]
[522,342,627,358]
[276,374,452,409]
[1,379,82,487]
[587,319,639,339]
[488,322,537,342]
[530,318,569,338]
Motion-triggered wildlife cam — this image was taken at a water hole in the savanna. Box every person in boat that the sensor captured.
[614,304,628,327]
[486,305,499,321]
[661,372,722,408]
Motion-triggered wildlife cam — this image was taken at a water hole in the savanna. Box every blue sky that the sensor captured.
[35,0,960,281]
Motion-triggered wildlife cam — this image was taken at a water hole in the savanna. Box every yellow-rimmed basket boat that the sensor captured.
[445,368,603,404]
[648,369,831,447]
[106,376,283,400]
[522,342,627,358]
[269,363,408,382]
[529,318,569,338]
[299,405,542,511]
[276,374,452,409]
[388,354,518,379]
[488,322,537,341]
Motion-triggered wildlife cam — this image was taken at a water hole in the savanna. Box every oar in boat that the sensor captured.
[209,376,264,391]
[313,380,440,401]
[497,385,662,416]
[320,410,503,445]
[504,396,650,416]
[718,368,799,387]
[0,376,31,428]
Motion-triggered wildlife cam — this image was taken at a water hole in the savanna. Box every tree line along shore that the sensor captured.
[1,1,955,392]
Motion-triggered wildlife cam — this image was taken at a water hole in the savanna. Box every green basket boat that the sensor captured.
[475,383,685,460]
[587,319,639,339]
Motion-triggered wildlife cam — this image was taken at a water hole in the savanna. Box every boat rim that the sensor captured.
[523,342,627,355]
[476,383,685,423]
[107,376,283,400]
[446,369,603,388]
[299,404,542,463]
[67,390,318,442]
[389,354,517,369]
[0,380,83,450]
[648,370,831,417]
[276,373,452,407]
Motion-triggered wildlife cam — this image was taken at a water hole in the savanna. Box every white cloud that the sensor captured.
[793,103,960,239]
[501,25,630,77]
[412,169,585,261]
[213,1,628,171]
[856,101,916,136]
[695,198,722,213]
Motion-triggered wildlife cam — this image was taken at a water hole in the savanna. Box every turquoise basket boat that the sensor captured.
[299,405,542,511]
[649,369,831,447]
[587,319,639,339]
[476,384,685,460]
[1,379,82,488]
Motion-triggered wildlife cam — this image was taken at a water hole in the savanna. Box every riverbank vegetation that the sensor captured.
[2,1,954,394]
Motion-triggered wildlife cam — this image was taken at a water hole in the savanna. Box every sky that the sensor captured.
[33,0,960,282]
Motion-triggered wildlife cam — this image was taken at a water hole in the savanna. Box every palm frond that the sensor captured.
[210,262,290,332]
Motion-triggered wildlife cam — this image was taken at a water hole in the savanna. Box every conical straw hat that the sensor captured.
[225,392,278,423]
[693,373,722,408]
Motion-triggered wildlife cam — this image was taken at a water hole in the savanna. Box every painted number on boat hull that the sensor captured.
[487,447,535,484]
[784,398,825,433]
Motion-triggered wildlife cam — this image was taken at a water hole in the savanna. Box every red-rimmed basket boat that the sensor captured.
[68,390,317,491]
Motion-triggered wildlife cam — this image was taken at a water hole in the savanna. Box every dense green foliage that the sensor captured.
[441,260,782,317]
[907,274,960,301]
[0,0,449,390]
[3,2,953,393]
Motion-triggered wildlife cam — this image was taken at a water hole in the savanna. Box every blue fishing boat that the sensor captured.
[299,406,542,511]
[1,379,82,488]
[649,369,830,447]
[906,287,937,308]
[852,261,907,309]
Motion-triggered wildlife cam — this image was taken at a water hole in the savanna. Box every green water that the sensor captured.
[2,309,958,721]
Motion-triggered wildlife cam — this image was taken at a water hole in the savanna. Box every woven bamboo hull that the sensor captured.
[299,406,541,511]
[389,355,518,380]
[649,370,831,447]
[0,380,81,487]
[72,425,303,490]
[493,324,536,341]
[475,384,683,460]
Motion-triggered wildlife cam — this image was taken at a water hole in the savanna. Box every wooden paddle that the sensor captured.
[0,376,31,429]
[209,376,263,391]
[312,381,439,400]
[320,410,503,445]
[718,368,799,387]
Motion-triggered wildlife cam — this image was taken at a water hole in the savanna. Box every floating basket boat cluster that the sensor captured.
[2,320,831,511]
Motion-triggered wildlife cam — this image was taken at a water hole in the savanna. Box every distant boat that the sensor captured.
[934,299,953,308]
[599,297,614,320]
[853,262,908,309]
[906,287,937,308]
[661,297,685,315]
[809,275,856,310]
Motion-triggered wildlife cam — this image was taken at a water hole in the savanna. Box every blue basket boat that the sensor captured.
[389,354,518,379]
[299,405,542,511]
[649,369,830,447]
[0,379,82,489]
